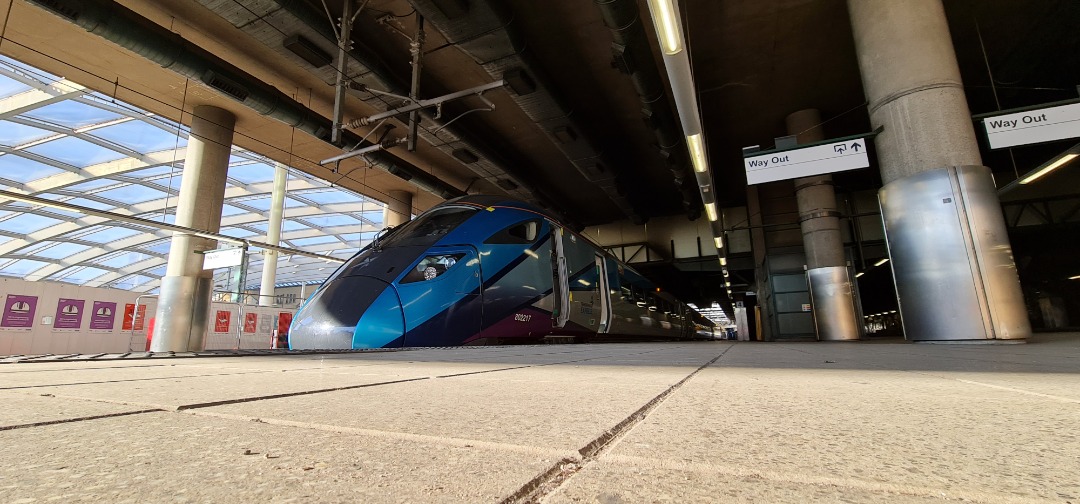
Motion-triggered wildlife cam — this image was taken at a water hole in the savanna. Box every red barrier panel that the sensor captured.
[145,317,156,351]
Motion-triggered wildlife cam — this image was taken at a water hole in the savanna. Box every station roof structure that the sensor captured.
[0,0,1077,307]
[0,56,382,293]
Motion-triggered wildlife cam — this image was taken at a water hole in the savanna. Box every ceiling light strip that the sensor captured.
[1020,153,1077,184]
[646,0,684,55]
[646,0,729,288]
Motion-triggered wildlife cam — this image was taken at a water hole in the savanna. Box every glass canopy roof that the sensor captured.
[0,56,386,295]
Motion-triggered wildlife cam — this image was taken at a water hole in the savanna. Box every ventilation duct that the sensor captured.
[407,0,645,222]
[283,34,332,68]
[452,148,479,163]
[194,0,565,219]
[595,0,701,219]
[27,0,464,200]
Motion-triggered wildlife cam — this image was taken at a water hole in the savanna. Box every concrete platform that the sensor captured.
[2,335,1079,503]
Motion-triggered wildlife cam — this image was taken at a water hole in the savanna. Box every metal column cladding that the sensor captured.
[878,166,1031,342]
[152,105,235,353]
[806,266,860,341]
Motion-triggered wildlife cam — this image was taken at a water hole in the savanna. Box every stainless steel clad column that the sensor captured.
[384,190,413,227]
[258,162,288,306]
[151,105,236,352]
[788,109,859,341]
[849,0,1030,341]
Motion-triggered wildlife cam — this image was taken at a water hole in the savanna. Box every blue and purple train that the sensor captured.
[289,195,714,349]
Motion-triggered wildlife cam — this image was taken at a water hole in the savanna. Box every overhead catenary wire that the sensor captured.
[161,77,190,225]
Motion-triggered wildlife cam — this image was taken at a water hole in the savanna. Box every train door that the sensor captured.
[563,231,601,333]
[551,224,570,328]
[595,255,612,333]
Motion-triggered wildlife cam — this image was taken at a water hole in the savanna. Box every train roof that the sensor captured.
[441,195,555,219]
[442,195,542,210]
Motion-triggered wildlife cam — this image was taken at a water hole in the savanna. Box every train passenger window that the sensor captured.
[401,253,465,283]
[484,219,540,244]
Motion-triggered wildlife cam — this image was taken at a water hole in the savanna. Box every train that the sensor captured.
[288,195,715,349]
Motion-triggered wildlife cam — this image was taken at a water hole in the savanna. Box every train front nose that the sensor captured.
[289,276,405,349]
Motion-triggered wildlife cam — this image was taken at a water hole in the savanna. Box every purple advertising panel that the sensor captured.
[54,298,86,330]
[90,301,117,331]
[1,295,38,329]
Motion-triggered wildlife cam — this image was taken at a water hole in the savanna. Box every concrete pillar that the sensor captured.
[788,109,860,341]
[849,0,1030,342]
[745,185,770,339]
[383,190,412,227]
[788,110,845,269]
[151,105,235,352]
[849,0,982,182]
[258,162,288,306]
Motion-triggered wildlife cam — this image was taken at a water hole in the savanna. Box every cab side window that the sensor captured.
[485,219,540,244]
[400,254,465,283]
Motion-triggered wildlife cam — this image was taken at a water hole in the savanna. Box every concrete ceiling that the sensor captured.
[3,0,1078,305]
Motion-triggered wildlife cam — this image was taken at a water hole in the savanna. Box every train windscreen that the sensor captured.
[380,206,479,248]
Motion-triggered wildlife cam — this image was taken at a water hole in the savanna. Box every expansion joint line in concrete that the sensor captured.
[797,209,842,223]
[0,370,279,391]
[173,351,654,409]
[0,347,705,435]
[499,345,734,504]
[0,409,164,432]
[792,179,834,192]
[173,376,433,411]
[435,364,537,379]
[867,81,963,116]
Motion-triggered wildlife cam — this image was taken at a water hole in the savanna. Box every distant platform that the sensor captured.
[1,334,1078,503]
[0,348,404,364]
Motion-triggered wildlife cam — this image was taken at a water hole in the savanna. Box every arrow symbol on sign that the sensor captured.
[851,142,862,152]
[834,144,847,154]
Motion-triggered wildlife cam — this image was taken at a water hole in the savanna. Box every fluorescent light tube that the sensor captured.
[646,0,684,55]
[705,202,717,222]
[687,133,707,173]
[1020,154,1077,184]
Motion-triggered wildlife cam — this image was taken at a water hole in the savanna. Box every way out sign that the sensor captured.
[744,138,870,185]
[202,247,244,270]
[980,101,1080,149]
